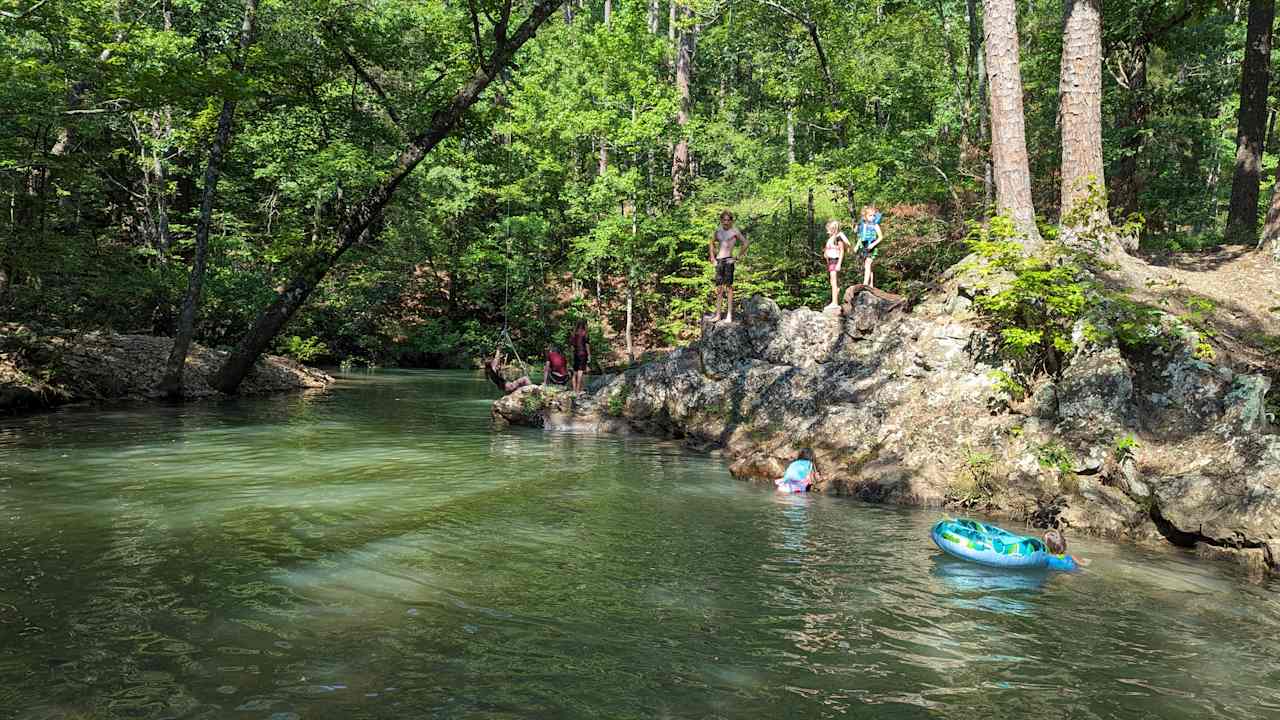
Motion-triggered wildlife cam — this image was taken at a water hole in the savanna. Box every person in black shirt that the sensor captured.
[568,320,591,392]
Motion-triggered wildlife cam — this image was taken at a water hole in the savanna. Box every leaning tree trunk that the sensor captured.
[158,0,258,398]
[982,0,1042,246]
[213,0,565,394]
[1225,0,1275,245]
[1058,0,1109,234]
[671,2,694,203]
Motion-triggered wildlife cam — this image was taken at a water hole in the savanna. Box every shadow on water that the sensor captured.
[927,555,1046,617]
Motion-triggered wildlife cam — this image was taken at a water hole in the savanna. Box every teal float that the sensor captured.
[931,518,1077,571]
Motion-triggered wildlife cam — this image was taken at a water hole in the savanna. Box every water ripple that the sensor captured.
[1,370,1278,719]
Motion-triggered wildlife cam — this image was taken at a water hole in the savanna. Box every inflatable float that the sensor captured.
[930,518,1077,571]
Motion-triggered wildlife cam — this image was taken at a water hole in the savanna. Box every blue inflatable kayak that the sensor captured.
[931,518,1077,571]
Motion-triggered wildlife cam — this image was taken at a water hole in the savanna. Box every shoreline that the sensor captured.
[493,288,1279,577]
[1,324,333,415]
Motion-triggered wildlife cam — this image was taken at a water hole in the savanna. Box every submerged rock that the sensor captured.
[492,286,1279,575]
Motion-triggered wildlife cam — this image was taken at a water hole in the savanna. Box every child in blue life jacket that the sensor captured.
[776,448,821,493]
[1043,529,1089,570]
[854,205,883,288]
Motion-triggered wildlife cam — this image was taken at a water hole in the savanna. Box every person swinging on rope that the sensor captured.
[484,348,532,395]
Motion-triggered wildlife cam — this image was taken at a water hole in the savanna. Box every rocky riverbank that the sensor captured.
[1,324,333,413]
[494,281,1279,576]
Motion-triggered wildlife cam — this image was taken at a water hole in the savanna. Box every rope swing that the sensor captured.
[498,192,530,377]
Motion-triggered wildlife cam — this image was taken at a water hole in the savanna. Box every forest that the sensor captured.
[0,0,1273,378]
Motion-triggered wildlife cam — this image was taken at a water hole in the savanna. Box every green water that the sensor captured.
[2,371,1279,720]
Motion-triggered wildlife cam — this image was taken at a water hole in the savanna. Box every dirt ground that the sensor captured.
[1108,246,1279,375]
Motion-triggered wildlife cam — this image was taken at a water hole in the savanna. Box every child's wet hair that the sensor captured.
[797,448,815,462]
[1044,529,1067,554]
[825,219,841,234]
[861,204,877,218]
[720,210,734,221]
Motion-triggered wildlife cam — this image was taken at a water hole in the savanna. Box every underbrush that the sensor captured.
[963,200,1190,393]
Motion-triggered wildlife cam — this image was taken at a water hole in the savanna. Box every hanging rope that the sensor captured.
[497,176,530,377]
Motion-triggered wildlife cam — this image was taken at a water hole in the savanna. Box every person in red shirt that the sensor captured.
[544,344,569,387]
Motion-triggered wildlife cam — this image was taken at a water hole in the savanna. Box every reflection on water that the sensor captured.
[2,369,1279,719]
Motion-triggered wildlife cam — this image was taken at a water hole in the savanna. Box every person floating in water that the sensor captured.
[544,343,569,387]
[1043,528,1088,570]
[484,349,532,395]
[709,210,748,323]
[568,320,591,393]
[776,448,821,493]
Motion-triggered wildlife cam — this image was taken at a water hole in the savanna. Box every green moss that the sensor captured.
[947,446,1003,505]
[989,369,1027,401]
[522,392,546,415]
[1035,441,1074,474]
[1112,434,1140,462]
[606,383,630,416]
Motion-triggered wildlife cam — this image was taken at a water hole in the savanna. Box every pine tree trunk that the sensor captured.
[1058,0,1108,230]
[213,0,565,394]
[671,3,694,203]
[158,0,258,399]
[978,42,993,209]
[982,0,1041,245]
[1225,0,1275,245]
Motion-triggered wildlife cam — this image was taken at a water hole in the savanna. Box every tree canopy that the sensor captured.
[0,0,1267,370]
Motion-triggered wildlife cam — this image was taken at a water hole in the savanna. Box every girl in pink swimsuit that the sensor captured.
[823,220,850,309]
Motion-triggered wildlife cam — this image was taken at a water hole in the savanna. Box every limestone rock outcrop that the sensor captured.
[494,287,1279,575]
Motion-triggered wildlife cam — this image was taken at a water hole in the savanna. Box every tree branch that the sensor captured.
[0,0,49,19]
[495,0,513,48]
[759,0,808,27]
[466,0,486,66]
[758,0,841,144]
[335,40,403,130]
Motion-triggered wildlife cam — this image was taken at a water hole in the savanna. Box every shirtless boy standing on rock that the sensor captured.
[710,210,749,323]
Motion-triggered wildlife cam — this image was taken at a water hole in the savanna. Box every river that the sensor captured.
[2,370,1278,719]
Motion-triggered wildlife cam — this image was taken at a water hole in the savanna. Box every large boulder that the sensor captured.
[1149,443,1280,573]
[841,284,907,336]
[698,319,753,379]
[1055,347,1136,441]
